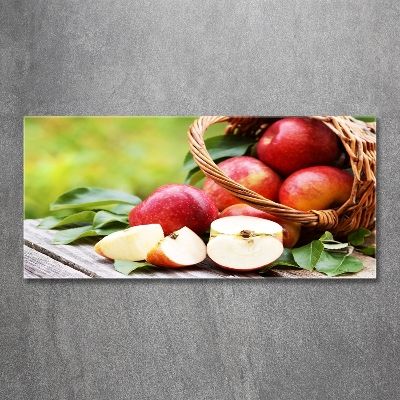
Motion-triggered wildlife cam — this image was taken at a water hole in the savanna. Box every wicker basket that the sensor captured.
[187,116,376,242]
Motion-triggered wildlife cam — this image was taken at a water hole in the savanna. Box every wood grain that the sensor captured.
[24,245,90,279]
[23,220,264,279]
[24,219,376,279]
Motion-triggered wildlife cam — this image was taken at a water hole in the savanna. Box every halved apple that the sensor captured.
[146,226,207,267]
[207,216,284,271]
[94,224,164,261]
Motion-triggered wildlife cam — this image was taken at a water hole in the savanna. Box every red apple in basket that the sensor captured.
[256,117,340,177]
[129,184,219,236]
[279,166,354,211]
[219,203,301,248]
[202,156,283,211]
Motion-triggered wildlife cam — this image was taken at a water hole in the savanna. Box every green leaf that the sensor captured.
[352,116,376,123]
[260,248,299,272]
[110,204,135,215]
[340,256,364,274]
[182,135,257,172]
[316,231,351,251]
[114,260,158,275]
[348,228,371,246]
[37,211,96,229]
[92,210,129,229]
[358,246,376,256]
[52,226,100,244]
[292,240,324,272]
[50,187,142,211]
[314,251,346,276]
[52,225,124,245]
[319,231,334,242]
[37,216,64,229]
[184,167,206,185]
[323,242,349,250]
[314,252,363,277]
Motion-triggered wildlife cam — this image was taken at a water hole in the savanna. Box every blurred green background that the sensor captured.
[24,116,225,219]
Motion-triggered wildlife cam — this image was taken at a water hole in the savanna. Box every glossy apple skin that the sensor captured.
[202,156,283,211]
[279,166,354,211]
[219,204,301,248]
[256,117,340,177]
[128,184,219,236]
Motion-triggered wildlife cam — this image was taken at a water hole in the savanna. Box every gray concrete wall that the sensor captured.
[2,1,398,399]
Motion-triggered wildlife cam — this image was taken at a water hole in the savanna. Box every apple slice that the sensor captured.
[146,226,207,267]
[207,216,284,271]
[94,224,164,261]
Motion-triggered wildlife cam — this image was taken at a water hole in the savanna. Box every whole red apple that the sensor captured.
[219,203,301,248]
[129,184,219,235]
[256,117,340,177]
[279,166,354,211]
[202,156,283,211]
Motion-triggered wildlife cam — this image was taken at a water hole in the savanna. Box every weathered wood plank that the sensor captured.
[23,220,264,279]
[24,219,376,279]
[23,269,40,279]
[24,245,90,279]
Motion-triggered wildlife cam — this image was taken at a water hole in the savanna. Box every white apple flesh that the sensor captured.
[207,216,284,271]
[146,226,207,267]
[94,224,164,261]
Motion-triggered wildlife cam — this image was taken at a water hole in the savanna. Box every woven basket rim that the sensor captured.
[187,115,376,237]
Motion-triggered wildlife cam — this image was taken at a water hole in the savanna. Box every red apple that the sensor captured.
[219,203,301,248]
[279,166,354,211]
[202,156,283,211]
[129,184,219,236]
[256,117,340,177]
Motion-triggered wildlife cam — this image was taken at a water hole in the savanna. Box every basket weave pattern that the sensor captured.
[187,116,376,240]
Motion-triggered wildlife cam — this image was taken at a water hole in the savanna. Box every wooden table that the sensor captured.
[24,219,376,279]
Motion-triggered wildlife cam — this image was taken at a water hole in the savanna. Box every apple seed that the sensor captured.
[240,230,254,238]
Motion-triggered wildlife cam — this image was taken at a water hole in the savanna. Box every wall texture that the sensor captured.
[2,1,399,399]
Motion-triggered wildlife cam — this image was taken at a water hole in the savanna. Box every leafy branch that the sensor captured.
[37,187,140,244]
[260,228,374,277]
